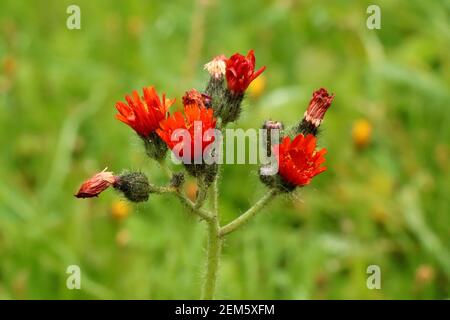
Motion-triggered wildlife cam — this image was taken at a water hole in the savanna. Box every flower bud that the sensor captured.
[75,169,117,198]
[184,163,218,188]
[297,88,334,136]
[204,56,228,123]
[114,172,151,203]
[262,120,284,157]
[217,90,244,124]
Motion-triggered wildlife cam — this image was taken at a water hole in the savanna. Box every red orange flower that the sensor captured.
[115,86,175,137]
[274,134,327,187]
[303,88,334,127]
[75,169,117,198]
[157,92,217,162]
[225,50,266,94]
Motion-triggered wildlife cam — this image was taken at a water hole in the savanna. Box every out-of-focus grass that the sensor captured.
[0,0,449,299]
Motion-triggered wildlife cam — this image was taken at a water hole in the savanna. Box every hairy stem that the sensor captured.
[174,191,212,222]
[201,216,221,300]
[201,177,221,299]
[194,177,209,209]
[219,189,278,237]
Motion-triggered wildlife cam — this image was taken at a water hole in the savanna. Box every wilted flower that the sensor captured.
[204,55,227,79]
[75,169,117,198]
[182,89,211,109]
[225,50,266,94]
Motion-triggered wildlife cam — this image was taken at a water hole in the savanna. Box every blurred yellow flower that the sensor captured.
[111,200,131,221]
[3,55,17,77]
[352,119,372,148]
[247,74,266,99]
[415,264,435,285]
[127,16,144,37]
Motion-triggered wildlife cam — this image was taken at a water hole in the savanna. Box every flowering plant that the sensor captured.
[75,50,334,299]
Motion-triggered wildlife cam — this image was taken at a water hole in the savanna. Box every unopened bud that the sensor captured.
[297,88,334,136]
[114,172,150,203]
[75,169,117,198]
[204,54,244,125]
[262,120,284,157]
[184,163,218,188]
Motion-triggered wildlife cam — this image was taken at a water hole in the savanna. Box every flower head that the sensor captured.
[115,86,175,137]
[204,55,227,79]
[303,88,334,127]
[274,134,327,187]
[157,95,217,162]
[75,169,117,198]
[182,89,211,109]
[352,119,372,149]
[225,50,266,94]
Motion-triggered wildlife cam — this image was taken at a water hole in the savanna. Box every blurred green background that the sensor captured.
[0,0,449,299]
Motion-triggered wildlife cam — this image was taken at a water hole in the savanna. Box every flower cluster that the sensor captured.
[74,49,335,300]
[75,49,333,204]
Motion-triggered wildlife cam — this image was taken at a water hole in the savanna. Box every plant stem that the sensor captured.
[201,216,221,300]
[174,191,212,222]
[201,177,221,299]
[194,177,209,209]
[219,189,278,237]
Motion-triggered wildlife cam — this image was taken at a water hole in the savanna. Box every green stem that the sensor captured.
[201,216,221,300]
[201,177,221,299]
[194,177,209,209]
[219,189,278,237]
[174,191,212,222]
